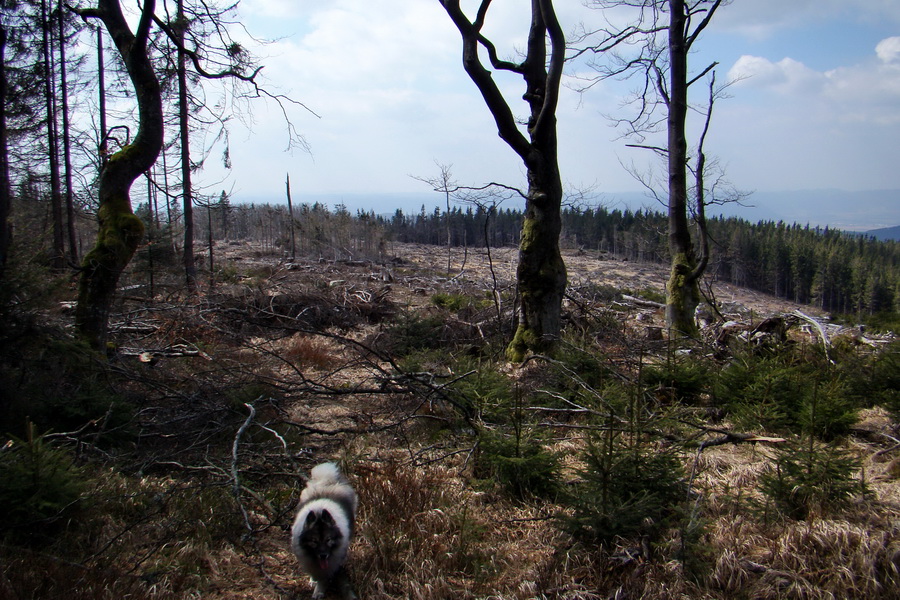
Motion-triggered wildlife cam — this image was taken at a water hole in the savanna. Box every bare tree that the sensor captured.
[576,0,727,336]
[412,161,457,276]
[153,0,310,291]
[57,0,80,264]
[173,0,197,290]
[439,0,568,361]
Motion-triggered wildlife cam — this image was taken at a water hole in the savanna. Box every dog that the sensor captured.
[290,462,358,599]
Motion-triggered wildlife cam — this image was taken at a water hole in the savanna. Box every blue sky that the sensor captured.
[196,1,900,223]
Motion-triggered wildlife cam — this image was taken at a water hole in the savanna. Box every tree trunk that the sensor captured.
[664,0,700,336]
[96,25,107,161]
[41,0,65,269]
[58,0,78,263]
[175,0,197,291]
[508,156,566,360]
[507,0,567,360]
[0,22,11,274]
[286,173,296,260]
[74,0,163,350]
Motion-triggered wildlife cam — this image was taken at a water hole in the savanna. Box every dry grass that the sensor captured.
[4,243,900,600]
[282,333,338,370]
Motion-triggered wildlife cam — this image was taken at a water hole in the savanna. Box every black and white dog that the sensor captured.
[291,462,358,599]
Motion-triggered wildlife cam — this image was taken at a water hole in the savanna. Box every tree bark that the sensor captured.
[0,22,11,274]
[58,0,78,263]
[74,0,163,350]
[175,0,197,291]
[41,0,65,269]
[664,0,700,336]
[440,0,567,361]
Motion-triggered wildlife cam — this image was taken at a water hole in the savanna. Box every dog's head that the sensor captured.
[299,508,345,572]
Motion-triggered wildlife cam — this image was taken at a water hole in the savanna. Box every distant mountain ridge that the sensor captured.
[865,225,900,241]
[237,188,900,234]
[705,189,900,232]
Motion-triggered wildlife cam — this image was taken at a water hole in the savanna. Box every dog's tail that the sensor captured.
[309,462,343,484]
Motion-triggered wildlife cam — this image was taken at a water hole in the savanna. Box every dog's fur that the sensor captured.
[291,462,358,599]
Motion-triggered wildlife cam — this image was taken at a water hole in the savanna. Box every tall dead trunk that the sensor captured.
[74,0,163,350]
[175,0,197,291]
[0,22,11,274]
[58,0,78,262]
[285,173,296,260]
[96,24,107,162]
[41,0,65,269]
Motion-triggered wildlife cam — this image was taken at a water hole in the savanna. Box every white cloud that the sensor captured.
[876,36,900,64]
[727,55,825,94]
[199,1,900,203]
[211,1,551,198]
[727,37,900,126]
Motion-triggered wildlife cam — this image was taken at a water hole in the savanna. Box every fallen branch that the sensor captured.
[791,310,833,364]
[232,402,257,535]
[699,431,786,450]
[622,294,666,309]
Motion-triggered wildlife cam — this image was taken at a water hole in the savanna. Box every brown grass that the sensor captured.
[283,333,338,370]
[5,243,900,600]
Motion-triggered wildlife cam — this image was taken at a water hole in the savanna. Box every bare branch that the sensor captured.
[439,0,531,160]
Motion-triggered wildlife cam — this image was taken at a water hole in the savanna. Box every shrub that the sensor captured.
[759,439,867,520]
[377,313,447,356]
[799,379,858,440]
[431,292,467,312]
[284,334,335,369]
[548,340,612,391]
[561,430,687,545]
[872,341,900,419]
[475,427,560,500]
[0,424,87,539]
[713,349,858,439]
[1,336,134,442]
[642,355,711,405]
[447,358,514,422]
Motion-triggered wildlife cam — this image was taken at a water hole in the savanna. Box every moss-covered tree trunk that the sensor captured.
[508,146,567,361]
[440,0,567,361]
[664,0,700,337]
[74,0,163,350]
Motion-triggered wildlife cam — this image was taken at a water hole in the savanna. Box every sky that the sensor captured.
[194,0,900,221]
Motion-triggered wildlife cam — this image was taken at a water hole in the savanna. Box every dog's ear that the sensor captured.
[305,511,318,526]
[319,509,335,525]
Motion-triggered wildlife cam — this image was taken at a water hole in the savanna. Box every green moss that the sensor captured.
[505,324,552,362]
[82,200,145,273]
[666,252,699,337]
[106,143,141,168]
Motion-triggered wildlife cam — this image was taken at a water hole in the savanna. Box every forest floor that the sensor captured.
[4,241,899,600]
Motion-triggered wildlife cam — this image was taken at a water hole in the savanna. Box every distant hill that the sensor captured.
[706,189,900,232]
[236,188,900,233]
[866,225,900,241]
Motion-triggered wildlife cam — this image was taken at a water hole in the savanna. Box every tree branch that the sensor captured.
[531,0,565,142]
[439,0,532,160]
